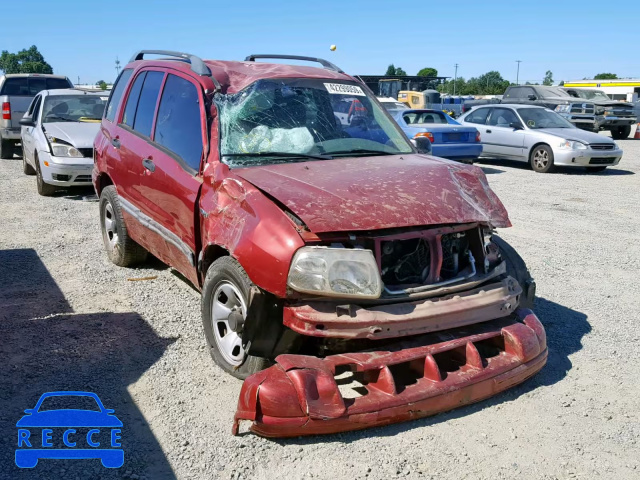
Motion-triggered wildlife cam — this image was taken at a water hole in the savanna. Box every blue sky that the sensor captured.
[1,0,638,85]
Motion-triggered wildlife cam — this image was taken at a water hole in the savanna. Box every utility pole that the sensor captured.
[516,60,522,85]
[77,76,80,86]
[115,57,121,76]
[453,63,459,96]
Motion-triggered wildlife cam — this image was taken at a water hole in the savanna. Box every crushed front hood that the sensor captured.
[43,122,101,148]
[234,155,510,232]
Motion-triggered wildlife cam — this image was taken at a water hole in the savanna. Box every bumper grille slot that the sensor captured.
[74,175,92,182]
[590,144,614,150]
[589,157,616,165]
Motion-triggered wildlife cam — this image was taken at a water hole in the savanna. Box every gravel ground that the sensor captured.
[1,132,639,480]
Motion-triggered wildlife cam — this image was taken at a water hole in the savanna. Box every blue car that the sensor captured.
[16,391,123,468]
[391,109,482,164]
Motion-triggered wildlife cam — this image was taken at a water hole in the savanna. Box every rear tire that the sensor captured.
[611,125,631,140]
[99,185,148,267]
[35,156,57,196]
[0,138,14,159]
[529,145,554,173]
[492,235,535,309]
[202,257,270,379]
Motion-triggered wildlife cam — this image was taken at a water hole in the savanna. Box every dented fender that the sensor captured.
[199,162,304,297]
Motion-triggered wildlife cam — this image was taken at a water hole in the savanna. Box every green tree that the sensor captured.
[96,80,108,90]
[559,80,565,86]
[417,67,438,77]
[542,70,553,86]
[0,46,53,74]
[384,64,407,76]
[594,72,617,80]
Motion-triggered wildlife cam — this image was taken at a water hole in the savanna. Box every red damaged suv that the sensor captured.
[93,50,547,437]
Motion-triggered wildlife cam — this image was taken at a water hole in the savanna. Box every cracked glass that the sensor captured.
[215,78,413,167]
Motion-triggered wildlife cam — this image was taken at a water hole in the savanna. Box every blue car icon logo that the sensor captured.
[16,391,123,468]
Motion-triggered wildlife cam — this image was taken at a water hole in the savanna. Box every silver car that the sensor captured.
[20,88,108,195]
[457,104,623,173]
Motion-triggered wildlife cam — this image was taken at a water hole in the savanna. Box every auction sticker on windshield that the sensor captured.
[324,83,365,96]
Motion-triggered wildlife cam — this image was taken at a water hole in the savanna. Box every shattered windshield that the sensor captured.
[216,78,413,167]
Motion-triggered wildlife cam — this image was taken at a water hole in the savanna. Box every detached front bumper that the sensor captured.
[233,309,547,438]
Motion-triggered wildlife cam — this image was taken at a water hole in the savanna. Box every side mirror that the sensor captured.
[20,116,35,127]
[413,137,432,155]
[527,94,537,101]
[510,122,524,130]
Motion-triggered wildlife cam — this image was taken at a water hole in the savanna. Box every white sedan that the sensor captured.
[20,89,107,195]
[457,104,623,173]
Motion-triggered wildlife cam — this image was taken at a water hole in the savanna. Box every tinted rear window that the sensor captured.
[0,77,72,96]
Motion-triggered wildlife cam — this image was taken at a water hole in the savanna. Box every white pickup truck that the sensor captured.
[0,74,73,159]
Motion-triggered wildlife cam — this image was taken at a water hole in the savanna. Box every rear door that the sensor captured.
[135,72,205,284]
[463,107,494,155]
[486,107,526,159]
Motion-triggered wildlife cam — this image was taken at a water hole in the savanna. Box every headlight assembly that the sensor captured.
[558,140,587,150]
[287,247,382,299]
[50,143,83,158]
[554,104,571,114]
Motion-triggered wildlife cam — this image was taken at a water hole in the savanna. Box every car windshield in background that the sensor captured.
[42,95,107,123]
[216,78,413,167]
[544,87,571,97]
[403,111,448,125]
[518,108,574,129]
[382,102,408,111]
[0,77,70,96]
[574,90,611,101]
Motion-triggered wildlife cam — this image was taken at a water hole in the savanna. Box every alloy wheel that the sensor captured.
[103,202,119,250]
[533,148,549,170]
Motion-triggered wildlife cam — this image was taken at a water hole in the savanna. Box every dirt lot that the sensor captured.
[1,134,639,480]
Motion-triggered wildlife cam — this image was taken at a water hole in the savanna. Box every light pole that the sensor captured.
[516,60,522,85]
[115,57,121,76]
[453,63,459,96]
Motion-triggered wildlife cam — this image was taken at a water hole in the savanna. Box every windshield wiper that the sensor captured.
[223,151,332,160]
[44,115,74,122]
[327,149,399,157]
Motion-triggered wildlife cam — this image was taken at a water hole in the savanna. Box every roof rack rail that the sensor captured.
[244,54,344,74]
[129,50,212,77]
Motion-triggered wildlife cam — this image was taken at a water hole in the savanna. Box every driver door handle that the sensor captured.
[486,129,492,133]
[111,138,121,149]
[142,158,155,173]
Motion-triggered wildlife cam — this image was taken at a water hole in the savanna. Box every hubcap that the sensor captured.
[533,149,549,169]
[211,282,247,366]
[103,203,119,249]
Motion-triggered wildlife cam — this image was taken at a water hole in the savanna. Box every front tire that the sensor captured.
[611,125,631,140]
[530,144,554,173]
[201,257,269,379]
[492,235,535,309]
[99,185,148,267]
[35,156,57,196]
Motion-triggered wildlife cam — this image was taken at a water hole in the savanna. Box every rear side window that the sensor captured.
[122,72,146,127]
[105,69,133,123]
[0,77,72,96]
[465,108,490,125]
[132,71,164,138]
[154,74,203,172]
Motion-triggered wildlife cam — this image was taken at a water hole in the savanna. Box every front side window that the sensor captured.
[42,95,107,123]
[465,108,490,125]
[488,108,520,127]
[215,78,413,168]
[105,68,133,122]
[122,72,146,127]
[131,71,164,137]
[154,74,204,172]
